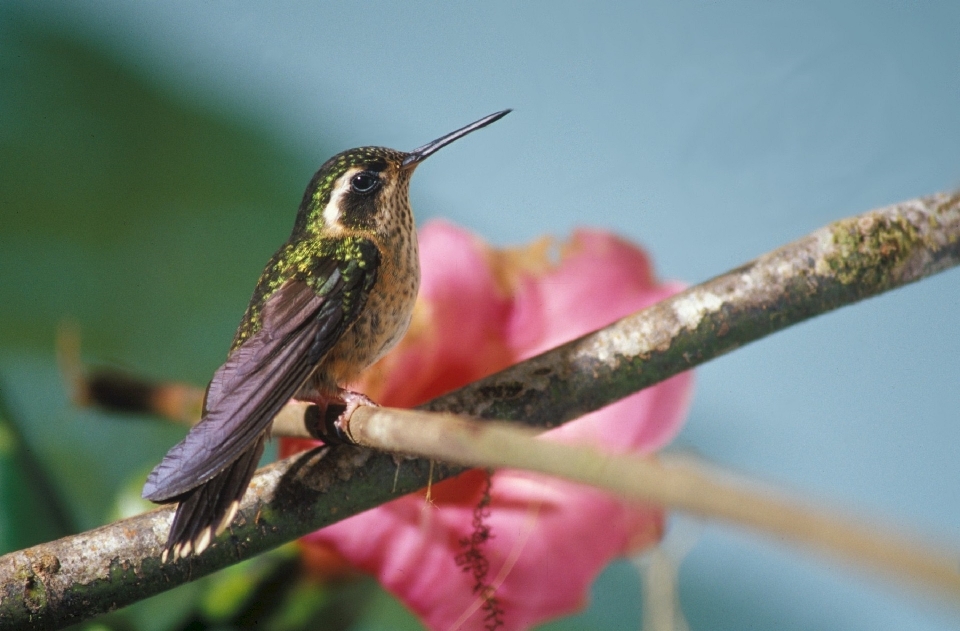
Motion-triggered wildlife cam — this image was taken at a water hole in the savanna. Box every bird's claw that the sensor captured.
[309,390,377,444]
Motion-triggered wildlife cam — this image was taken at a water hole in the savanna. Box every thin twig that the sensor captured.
[345,407,960,598]
[0,192,957,629]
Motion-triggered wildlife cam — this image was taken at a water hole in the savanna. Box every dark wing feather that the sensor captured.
[166,433,266,547]
[143,245,379,503]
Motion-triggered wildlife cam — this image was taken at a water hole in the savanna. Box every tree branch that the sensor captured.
[1,192,958,629]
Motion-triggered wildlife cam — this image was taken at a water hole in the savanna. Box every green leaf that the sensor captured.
[0,382,74,553]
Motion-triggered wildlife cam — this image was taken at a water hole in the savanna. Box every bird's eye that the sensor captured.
[350,172,380,194]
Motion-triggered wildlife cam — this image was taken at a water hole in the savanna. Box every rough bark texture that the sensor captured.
[424,192,960,426]
[0,192,958,629]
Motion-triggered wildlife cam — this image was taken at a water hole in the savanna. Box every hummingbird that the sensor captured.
[142,110,511,561]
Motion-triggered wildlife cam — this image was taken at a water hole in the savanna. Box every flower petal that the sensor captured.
[283,221,695,630]
[354,220,514,408]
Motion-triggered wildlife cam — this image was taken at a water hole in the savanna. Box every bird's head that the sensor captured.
[294,110,510,238]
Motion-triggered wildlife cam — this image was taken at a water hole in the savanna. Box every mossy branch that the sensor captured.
[1,192,958,630]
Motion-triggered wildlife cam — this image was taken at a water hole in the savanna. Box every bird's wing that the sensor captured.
[142,242,380,502]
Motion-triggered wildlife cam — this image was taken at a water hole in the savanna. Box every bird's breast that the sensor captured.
[320,227,420,388]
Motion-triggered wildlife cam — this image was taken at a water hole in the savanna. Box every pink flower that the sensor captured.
[281,221,694,630]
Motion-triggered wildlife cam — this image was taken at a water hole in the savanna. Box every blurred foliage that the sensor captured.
[0,6,313,534]
[0,10,310,374]
[0,386,74,551]
[0,9,395,631]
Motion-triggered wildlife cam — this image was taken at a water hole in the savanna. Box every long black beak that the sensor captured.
[402,109,511,168]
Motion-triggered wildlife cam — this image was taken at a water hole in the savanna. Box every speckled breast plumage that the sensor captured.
[305,194,420,395]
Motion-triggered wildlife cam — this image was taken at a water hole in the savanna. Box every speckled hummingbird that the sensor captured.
[142,110,511,561]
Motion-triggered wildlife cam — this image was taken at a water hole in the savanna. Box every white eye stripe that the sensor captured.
[323,167,363,228]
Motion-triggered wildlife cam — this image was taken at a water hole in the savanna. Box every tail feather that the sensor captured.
[162,435,266,561]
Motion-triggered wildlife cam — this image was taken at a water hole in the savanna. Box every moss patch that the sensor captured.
[825,214,921,286]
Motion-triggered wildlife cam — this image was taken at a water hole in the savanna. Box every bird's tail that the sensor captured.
[160,435,266,562]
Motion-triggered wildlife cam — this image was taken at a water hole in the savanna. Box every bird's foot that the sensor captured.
[306,389,378,445]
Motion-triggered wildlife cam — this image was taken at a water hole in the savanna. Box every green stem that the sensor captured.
[0,382,77,544]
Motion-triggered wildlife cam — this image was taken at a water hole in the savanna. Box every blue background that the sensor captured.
[2,2,959,629]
